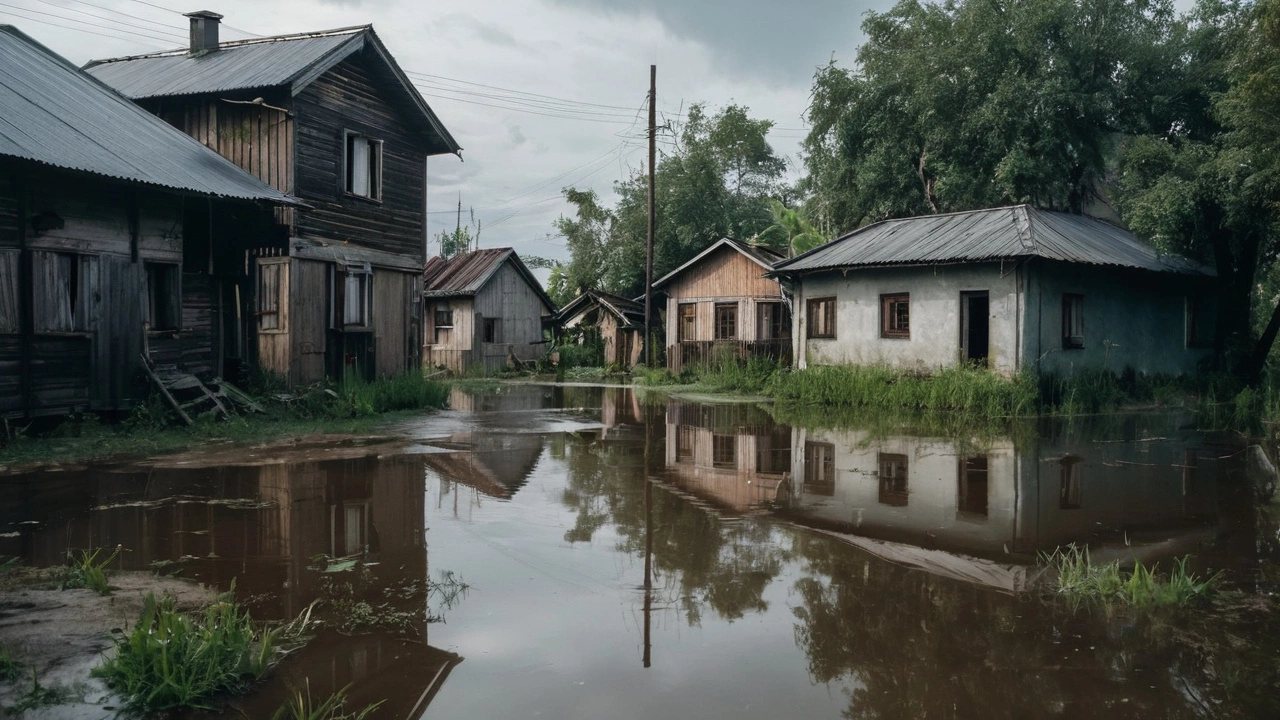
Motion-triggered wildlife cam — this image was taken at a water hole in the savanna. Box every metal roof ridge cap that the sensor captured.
[85,24,371,67]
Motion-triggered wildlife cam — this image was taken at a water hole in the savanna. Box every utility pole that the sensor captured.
[644,64,656,367]
[456,192,463,255]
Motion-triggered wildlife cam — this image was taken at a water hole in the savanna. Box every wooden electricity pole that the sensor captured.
[644,64,656,367]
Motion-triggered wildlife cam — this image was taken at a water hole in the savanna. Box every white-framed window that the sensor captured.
[333,264,373,329]
[344,132,383,200]
[257,260,288,333]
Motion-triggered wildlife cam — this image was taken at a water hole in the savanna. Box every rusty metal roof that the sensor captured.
[0,25,298,204]
[653,237,786,289]
[85,26,459,156]
[557,289,645,329]
[769,205,1214,277]
[423,248,556,312]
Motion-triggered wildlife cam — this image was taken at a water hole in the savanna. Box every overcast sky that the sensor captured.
[0,0,897,270]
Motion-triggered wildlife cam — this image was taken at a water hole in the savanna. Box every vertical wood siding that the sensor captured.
[373,269,412,377]
[290,259,328,384]
[471,262,552,370]
[292,55,427,260]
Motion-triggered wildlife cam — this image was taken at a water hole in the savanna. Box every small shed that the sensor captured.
[768,205,1217,378]
[654,238,790,372]
[555,289,646,368]
[423,248,557,372]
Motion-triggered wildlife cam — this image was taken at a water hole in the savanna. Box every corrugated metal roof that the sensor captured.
[424,248,556,312]
[0,25,297,204]
[84,26,461,156]
[84,29,359,99]
[653,237,786,289]
[770,205,1214,277]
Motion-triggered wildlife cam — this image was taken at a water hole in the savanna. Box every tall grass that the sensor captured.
[59,547,119,595]
[635,356,783,394]
[772,364,1038,417]
[327,372,450,417]
[272,681,383,720]
[1045,545,1218,612]
[93,591,307,713]
[0,643,18,682]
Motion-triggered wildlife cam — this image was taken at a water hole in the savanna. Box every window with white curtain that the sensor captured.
[345,132,382,200]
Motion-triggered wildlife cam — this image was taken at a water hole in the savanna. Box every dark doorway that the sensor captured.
[961,291,989,365]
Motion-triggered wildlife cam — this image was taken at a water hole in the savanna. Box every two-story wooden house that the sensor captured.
[86,12,460,384]
[0,24,296,419]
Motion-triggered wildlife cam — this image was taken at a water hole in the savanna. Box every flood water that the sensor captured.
[2,384,1279,719]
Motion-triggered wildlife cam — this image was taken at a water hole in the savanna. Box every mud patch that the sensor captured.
[0,571,214,718]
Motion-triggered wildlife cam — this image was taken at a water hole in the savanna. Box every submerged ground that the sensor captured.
[1,383,1278,718]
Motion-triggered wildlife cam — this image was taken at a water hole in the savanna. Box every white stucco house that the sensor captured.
[767,205,1217,378]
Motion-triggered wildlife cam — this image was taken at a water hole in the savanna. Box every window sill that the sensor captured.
[34,331,92,338]
[343,191,383,206]
[881,334,910,340]
[1062,343,1085,351]
[338,325,374,333]
[147,329,186,337]
[259,329,288,335]
[807,335,836,341]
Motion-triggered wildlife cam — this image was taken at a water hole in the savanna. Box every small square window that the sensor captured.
[345,132,383,200]
[807,297,835,339]
[338,269,372,328]
[881,293,910,339]
[712,434,736,469]
[714,303,737,340]
[484,318,501,343]
[145,262,180,331]
[804,441,836,495]
[1062,294,1084,349]
[257,260,288,333]
[434,306,454,328]
[678,303,696,342]
[878,453,909,506]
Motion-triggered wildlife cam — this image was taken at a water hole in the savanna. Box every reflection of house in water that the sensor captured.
[0,453,462,716]
[423,429,545,500]
[785,419,1224,584]
[662,399,791,514]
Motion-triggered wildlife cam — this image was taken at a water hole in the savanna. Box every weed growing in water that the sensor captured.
[5,669,64,713]
[772,364,1038,417]
[272,680,384,720]
[59,546,120,595]
[93,590,312,714]
[1045,545,1218,612]
[0,643,19,682]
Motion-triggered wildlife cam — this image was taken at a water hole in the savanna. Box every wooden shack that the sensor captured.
[423,248,557,372]
[555,289,645,368]
[653,238,791,372]
[0,25,295,419]
[87,13,459,384]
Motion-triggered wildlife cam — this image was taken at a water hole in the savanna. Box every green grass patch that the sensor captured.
[772,364,1038,417]
[1044,545,1219,612]
[635,356,783,395]
[4,668,64,713]
[59,547,119,595]
[93,590,312,714]
[272,681,383,720]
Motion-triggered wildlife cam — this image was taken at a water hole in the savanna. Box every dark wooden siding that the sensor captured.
[0,174,17,248]
[293,54,427,261]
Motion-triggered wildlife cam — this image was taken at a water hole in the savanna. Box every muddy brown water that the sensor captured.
[2,384,1279,719]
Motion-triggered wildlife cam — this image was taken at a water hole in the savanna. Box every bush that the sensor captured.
[60,547,119,595]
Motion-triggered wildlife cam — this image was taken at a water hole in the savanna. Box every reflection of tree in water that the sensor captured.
[552,429,789,625]
[792,533,1280,720]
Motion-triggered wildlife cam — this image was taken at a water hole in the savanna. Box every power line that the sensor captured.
[0,6,169,47]
[30,0,184,42]
[0,1,179,43]
[413,86,646,125]
[413,83,641,121]
[44,0,182,35]
[406,70,650,113]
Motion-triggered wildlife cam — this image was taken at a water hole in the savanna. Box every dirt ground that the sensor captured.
[0,570,214,718]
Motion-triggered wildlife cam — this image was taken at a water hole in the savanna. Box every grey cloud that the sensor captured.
[546,0,889,83]
[508,125,527,146]
[432,12,519,47]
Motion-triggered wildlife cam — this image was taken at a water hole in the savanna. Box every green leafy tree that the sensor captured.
[755,200,828,257]
[435,208,481,259]
[554,103,787,298]
[802,0,1187,230]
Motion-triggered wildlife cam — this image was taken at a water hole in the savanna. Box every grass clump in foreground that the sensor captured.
[636,356,782,395]
[59,547,119,595]
[1045,545,1219,612]
[93,590,311,714]
[0,643,18,682]
[272,681,383,720]
[772,364,1038,417]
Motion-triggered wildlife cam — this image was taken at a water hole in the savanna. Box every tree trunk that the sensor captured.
[1244,296,1280,385]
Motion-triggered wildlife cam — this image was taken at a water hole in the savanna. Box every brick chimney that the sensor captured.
[184,10,222,54]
